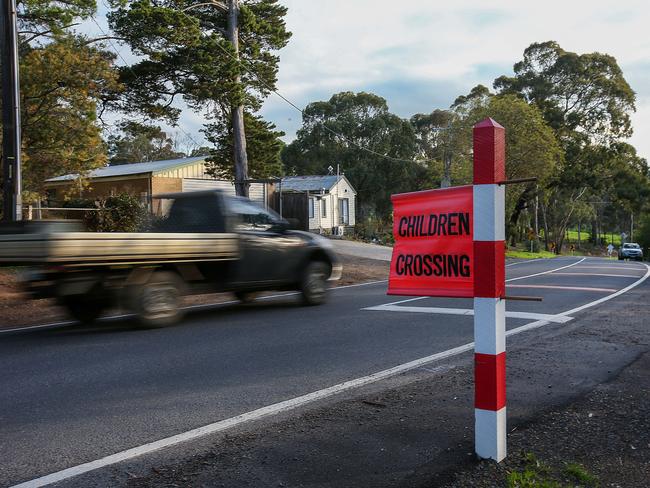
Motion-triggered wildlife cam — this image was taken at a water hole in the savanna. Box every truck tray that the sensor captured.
[0,232,239,266]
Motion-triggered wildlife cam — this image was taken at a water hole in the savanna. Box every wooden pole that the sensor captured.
[228,0,249,197]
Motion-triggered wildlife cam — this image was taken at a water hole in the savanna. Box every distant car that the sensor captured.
[618,243,643,261]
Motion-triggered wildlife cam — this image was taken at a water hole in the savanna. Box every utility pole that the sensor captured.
[227,0,249,198]
[432,123,453,188]
[1,0,22,221]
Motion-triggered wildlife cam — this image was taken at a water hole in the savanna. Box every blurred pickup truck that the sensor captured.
[0,191,341,327]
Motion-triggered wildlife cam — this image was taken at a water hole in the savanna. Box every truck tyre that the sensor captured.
[63,297,105,324]
[61,283,108,324]
[235,291,256,304]
[132,271,184,328]
[300,261,329,306]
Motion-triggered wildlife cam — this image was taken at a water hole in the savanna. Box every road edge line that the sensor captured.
[10,261,648,488]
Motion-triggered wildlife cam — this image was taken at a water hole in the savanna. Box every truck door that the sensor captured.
[229,199,302,285]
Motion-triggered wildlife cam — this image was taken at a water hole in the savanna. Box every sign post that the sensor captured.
[387,117,507,462]
[472,118,506,461]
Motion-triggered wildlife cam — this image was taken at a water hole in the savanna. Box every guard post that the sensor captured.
[472,118,506,461]
[387,117,508,462]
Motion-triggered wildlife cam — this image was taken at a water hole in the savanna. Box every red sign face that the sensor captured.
[388,186,474,297]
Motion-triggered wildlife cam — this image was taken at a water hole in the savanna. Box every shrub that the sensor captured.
[64,194,148,232]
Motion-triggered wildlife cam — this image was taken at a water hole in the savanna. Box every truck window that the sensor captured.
[158,194,226,233]
[229,198,281,231]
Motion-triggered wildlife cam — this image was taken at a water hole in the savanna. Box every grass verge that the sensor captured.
[506,250,557,259]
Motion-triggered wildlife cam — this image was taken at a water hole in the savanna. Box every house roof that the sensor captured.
[281,175,349,192]
[46,156,208,182]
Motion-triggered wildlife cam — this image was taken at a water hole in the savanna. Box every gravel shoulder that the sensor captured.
[71,267,650,487]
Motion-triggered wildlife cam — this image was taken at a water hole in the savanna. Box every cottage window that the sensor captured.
[309,198,315,219]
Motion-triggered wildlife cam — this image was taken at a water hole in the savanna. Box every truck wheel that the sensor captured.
[63,298,105,324]
[300,261,329,306]
[61,284,108,324]
[133,271,184,328]
[235,291,256,304]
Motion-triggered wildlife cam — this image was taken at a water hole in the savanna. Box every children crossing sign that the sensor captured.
[388,186,474,297]
[387,118,508,462]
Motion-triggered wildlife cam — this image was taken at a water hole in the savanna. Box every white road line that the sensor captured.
[363,304,572,324]
[571,265,646,271]
[505,258,544,267]
[551,272,642,278]
[504,257,586,282]
[11,263,650,488]
[0,280,390,335]
[506,284,617,293]
[375,257,586,308]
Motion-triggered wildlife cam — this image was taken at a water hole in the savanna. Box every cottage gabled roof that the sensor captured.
[281,175,354,193]
[46,156,209,182]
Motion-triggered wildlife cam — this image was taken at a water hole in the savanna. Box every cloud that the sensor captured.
[260,0,650,159]
[82,0,650,159]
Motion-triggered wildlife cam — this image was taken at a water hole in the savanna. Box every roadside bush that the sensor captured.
[64,194,148,232]
[354,216,394,245]
[636,212,650,260]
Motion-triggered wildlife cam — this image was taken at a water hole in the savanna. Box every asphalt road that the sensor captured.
[0,256,647,487]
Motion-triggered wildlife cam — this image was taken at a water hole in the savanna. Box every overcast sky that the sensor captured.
[95,0,650,159]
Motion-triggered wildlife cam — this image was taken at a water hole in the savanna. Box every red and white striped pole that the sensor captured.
[472,118,507,461]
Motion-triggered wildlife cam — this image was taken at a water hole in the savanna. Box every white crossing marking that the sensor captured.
[506,284,617,293]
[363,304,572,324]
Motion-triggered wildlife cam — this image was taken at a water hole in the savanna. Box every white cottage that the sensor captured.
[280,175,357,235]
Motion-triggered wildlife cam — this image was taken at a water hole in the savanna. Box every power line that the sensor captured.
[89,15,205,151]
[95,7,430,167]
[210,36,430,166]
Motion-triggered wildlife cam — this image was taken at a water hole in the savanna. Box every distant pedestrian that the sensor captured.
[607,243,614,257]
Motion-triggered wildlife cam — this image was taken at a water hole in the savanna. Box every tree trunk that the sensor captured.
[228,0,249,197]
[508,185,533,246]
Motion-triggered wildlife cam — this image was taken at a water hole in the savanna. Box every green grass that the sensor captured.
[565,230,623,246]
[506,249,557,259]
[506,453,599,488]
[563,463,599,487]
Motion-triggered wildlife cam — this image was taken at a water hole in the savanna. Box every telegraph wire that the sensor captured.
[211,40,431,166]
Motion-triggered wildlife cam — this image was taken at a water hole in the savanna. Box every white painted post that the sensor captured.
[472,118,507,461]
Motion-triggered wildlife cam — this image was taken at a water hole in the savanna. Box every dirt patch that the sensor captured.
[0,255,388,329]
[443,352,650,488]
[0,269,65,327]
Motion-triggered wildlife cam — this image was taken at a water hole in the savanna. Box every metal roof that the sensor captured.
[46,156,208,182]
[280,175,344,192]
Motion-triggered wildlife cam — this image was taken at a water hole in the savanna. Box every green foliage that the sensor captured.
[494,41,635,142]
[19,36,121,195]
[6,1,123,197]
[493,41,643,252]
[506,453,599,488]
[409,109,469,187]
[18,0,97,41]
[563,463,599,487]
[106,0,291,182]
[636,213,650,257]
[282,91,425,220]
[204,112,284,179]
[507,453,559,488]
[353,215,394,246]
[108,122,185,165]
[65,194,148,232]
